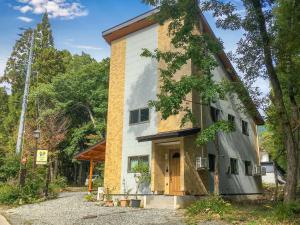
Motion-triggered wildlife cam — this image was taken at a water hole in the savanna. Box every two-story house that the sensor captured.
[102,8,264,203]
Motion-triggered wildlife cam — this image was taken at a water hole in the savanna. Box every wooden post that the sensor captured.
[88,160,93,193]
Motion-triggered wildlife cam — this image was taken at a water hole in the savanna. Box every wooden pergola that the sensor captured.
[74,140,106,193]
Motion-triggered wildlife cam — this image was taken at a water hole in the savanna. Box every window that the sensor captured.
[244,161,252,176]
[242,120,249,136]
[208,154,215,172]
[210,106,220,122]
[228,114,235,123]
[230,158,239,175]
[140,108,149,122]
[129,108,150,125]
[130,109,139,124]
[128,155,149,173]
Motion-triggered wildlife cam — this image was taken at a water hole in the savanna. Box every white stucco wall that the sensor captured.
[120,24,158,194]
[207,58,262,194]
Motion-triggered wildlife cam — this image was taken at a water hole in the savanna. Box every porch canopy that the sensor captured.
[74,140,106,193]
[136,128,200,142]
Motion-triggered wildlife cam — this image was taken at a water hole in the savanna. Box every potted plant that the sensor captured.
[120,188,132,207]
[104,188,114,207]
[130,163,150,208]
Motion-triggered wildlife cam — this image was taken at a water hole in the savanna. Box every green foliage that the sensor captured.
[132,162,151,185]
[273,201,300,221]
[132,162,151,199]
[141,0,242,149]
[93,176,104,188]
[0,183,20,204]
[84,194,95,202]
[49,176,67,198]
[196,121,234,145]
[186,195,231,217]
[0,174,67,205]
[0,153,20,182]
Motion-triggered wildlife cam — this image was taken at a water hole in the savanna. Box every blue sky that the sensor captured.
[0,0,268,96]
[0,0,244,74]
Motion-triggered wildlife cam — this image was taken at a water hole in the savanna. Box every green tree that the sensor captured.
[142,0,300,202]
[141,0,239,195]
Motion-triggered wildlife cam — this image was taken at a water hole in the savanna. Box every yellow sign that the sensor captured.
[36,150,48,165]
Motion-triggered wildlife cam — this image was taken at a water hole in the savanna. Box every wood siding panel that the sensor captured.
[184,135,209,195]
[104,38,126,193]
[157,22,193,133]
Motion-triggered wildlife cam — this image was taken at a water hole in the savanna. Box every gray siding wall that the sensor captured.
[120,24,158,194]
[207,59,262,194]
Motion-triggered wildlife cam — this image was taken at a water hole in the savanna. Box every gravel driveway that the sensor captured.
[4,192,185,225]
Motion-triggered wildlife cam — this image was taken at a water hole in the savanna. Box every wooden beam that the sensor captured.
[88,160,93,193]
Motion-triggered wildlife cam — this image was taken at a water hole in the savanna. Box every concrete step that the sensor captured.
[144,195,175,209]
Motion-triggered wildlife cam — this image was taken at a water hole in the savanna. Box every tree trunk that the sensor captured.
[53,157,58,179]
[44,162,51,198]
[251,0,298,202]
[74,163,77,185]
[274,162,279,201]
[78,162,83,186]
[50,161,54,182]
[214,138,220,196]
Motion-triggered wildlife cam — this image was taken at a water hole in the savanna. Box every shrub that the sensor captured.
[84,194,95,202]
[0,183,20,204]
[187,195,231,217]
[93,176,103,188]
[49,176,67,198]
[273,201,300,221]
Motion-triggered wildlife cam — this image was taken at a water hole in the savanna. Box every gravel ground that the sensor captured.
[4,192,186,225]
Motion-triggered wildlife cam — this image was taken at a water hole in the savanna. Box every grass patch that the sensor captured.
[186,196,300,225]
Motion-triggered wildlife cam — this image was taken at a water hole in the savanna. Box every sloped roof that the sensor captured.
[74,140,106,162]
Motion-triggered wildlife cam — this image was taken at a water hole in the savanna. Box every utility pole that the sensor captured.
[16,29,34,155]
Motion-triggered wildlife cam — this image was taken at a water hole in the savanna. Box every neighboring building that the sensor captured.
[260,151,286,185]
[102,8,264,198]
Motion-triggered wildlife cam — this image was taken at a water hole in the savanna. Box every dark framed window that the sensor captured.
[128,155,149,173]
[242,120,249,136]
[210,106,220,122]
[230,158,239,175]
[129,109,139,124]
[140,108,149,122]
[244,161,252,176]
[129,108,150,125]
[208,154,215,172]
[228,114,235,123]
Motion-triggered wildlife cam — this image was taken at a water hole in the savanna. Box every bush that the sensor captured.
[84,194,95,202]
[0,183,20,204]
[187,195,231,217]
[49,176,67,197]
[273,201,300,221]
[93,176,103,188]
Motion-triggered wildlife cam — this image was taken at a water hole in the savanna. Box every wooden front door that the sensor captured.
[169,149,181,195]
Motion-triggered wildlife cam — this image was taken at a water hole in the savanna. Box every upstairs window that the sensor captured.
[228,114,235,124]
[242,120,249,136]
[210,106,220,122]
[244,161,252,176]
[140,108,149,122]
[230,158,239,175]
[208,154,215,172]
[128,155,149,173]
[129,108,149,125]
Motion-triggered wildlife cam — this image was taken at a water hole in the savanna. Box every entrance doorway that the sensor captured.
[169,149,181,195]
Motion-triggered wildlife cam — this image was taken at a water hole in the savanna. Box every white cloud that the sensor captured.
[63,39,102,51]
[17,16,34,22]
[14,0,88,20]
[0,59,6,77]
[73,44,102,51]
